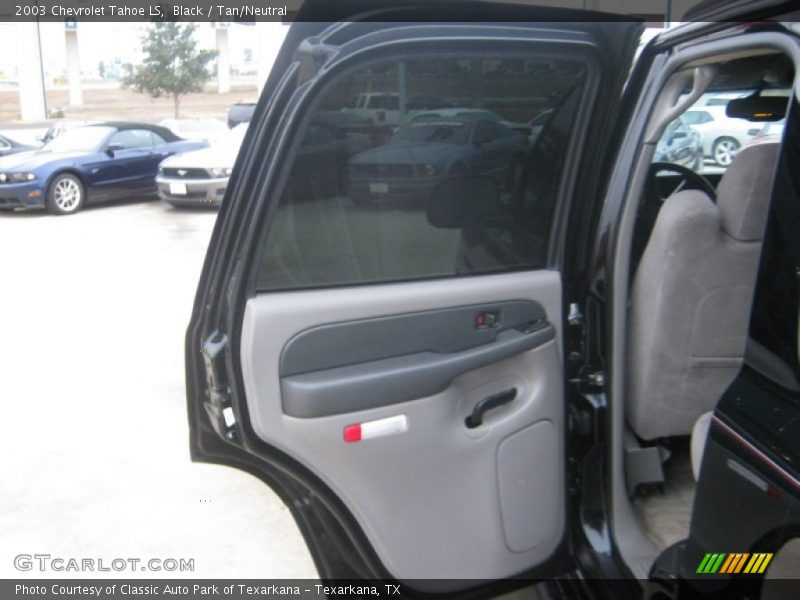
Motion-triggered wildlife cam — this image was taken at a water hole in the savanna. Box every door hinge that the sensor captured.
[566,302,587,376]
[201,331,238,442]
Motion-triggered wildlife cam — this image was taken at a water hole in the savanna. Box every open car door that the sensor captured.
[186,0,642,591]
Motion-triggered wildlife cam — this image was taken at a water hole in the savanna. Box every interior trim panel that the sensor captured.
[280,301,553,417]
[240,270,564,584]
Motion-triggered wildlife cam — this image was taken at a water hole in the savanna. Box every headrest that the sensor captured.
[716,142,780,242]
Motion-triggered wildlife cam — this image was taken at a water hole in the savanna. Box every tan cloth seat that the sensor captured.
[627,143,780,441]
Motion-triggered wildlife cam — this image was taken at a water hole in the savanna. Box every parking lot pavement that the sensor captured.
[0,199,318,579]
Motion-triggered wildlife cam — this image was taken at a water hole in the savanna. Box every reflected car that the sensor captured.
[654,116,703,169]
[342,93,452,128]
[527,109,554,147]
[0,122,204,215]
[287,122,372,200]
[0,133,38,157]
[156,124,249,207]
[682,105,762,166]
[347,111,526,206]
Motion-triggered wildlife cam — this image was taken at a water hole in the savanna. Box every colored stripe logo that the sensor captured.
[696,553,773,574]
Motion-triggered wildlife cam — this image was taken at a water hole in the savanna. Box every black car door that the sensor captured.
[185,1,641,592]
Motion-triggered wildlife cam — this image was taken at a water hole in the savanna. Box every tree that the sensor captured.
[122,22,216,118]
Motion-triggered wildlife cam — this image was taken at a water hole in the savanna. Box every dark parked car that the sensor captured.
[186,2,800,598]
[347,110,526,206]
[0,122,205,214]
[227,100,257,128]
[0,133,38,157]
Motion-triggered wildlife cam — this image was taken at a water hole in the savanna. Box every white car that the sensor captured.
[156,124,248,207]
[681,104,762,166]
[748,119,785,146]
[700,91,753,107]
[157,118,228,144]
[342,93,451,127]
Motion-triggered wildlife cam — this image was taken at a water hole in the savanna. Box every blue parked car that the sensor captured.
[0,122,206,215]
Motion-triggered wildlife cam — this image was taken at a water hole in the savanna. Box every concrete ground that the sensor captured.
[0,198,318,579]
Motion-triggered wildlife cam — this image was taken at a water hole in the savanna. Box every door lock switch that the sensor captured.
[475,311,500,329]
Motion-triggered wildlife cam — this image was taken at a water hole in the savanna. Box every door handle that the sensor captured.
[465,388,517,428]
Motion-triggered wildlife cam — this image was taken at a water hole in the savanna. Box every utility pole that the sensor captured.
[18,19,47,121]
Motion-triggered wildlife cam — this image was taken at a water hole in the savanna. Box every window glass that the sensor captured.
[45,126,115,152]
[473,121,499,144]
[682,110,711,125]
[654,88,790,175]
[108,129,156,149]
[368,95,400,110]
[256,56,587,291]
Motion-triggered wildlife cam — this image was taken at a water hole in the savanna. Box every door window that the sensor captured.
[108,129,158,150]
[368,95,400,110]
[473,120,499,144]
[654,90,790,174]
[683,110,713,125]
[256,55,587,291]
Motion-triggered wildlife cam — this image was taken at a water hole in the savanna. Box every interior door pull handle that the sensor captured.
[465,388,517,428]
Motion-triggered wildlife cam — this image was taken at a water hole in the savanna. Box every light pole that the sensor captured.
[35,0,48,115]
[18,0,48,120]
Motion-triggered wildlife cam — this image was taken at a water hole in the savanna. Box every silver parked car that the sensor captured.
[156,124,248,207]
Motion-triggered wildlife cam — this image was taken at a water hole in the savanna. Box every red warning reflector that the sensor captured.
[344,415,408,443]
[343,424,362,443]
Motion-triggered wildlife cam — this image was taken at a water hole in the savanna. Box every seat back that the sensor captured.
[627,143,780,440]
